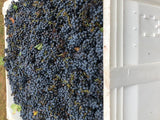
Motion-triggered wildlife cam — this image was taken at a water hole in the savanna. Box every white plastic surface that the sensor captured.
[111,0,160,68]
[124,0,160,65]
[111,81,160,120]
[123,85,138,120]
[138,81,160,120]
[111,62,160,88]
[123,81,160,120]
[3,0,22,120]
[111,0,160,120]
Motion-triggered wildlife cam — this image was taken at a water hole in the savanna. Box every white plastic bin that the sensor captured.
[3,0,22,120]
[3,0,108,120]
[111,0,160,120]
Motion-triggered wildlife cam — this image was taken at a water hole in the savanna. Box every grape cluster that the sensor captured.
[4,0,103,119]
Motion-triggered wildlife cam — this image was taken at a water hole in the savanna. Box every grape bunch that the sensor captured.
[4,0,103,120]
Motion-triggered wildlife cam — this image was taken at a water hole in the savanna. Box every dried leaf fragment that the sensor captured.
[9,18,15,24]
[32,1,39,7]
[90,28,94,32]
[33,111,38,116]
[57,52,67,57]
[53,28,56,33]
[74,47,80,52]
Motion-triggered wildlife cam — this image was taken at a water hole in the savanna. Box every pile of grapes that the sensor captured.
[4,0,103,119]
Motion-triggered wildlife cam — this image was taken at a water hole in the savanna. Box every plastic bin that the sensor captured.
[111,0,160,120]
[3,0,22,119]
[3,0,108,120]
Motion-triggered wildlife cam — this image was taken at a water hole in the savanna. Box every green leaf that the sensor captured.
[23,3,27,7]
[17,105,22,112]
[34,43,43,50]
[94,78,100,82]
[11,104,17,114]
[13,5,18,10]
[100,27,103,32]
[19,52,21,56]
[0,57,4,65]
[11,104,22,114]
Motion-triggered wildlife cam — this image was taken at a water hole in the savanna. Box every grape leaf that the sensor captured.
[19,51,21,56]
[100,27,103,32]
[34,43,43,50]
[23,3,27,7]
[0,57,4,65]
[11,104,22,114]
[17,105,22,112]
[13,5,18,10]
